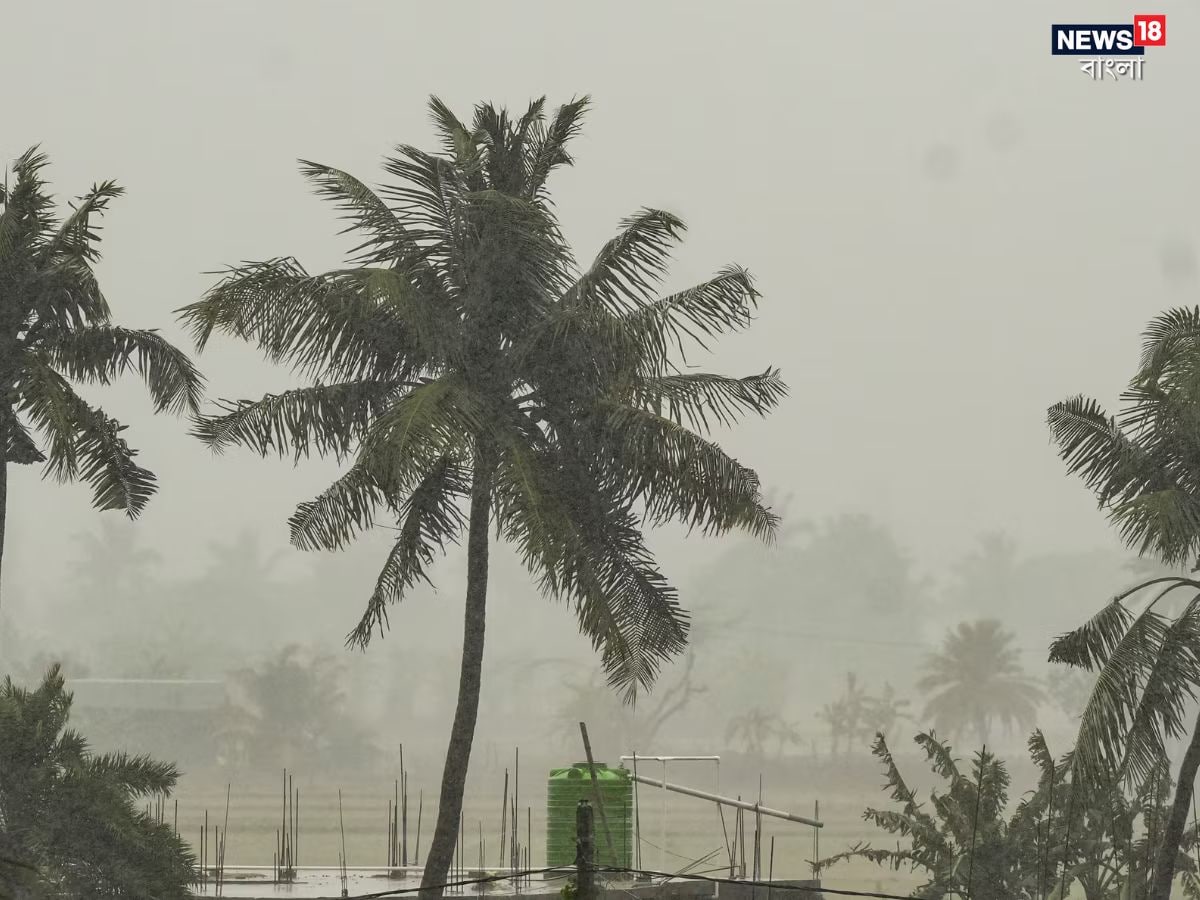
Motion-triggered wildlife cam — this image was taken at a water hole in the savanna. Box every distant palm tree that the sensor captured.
[919,620,1042,747]
[64,519,164,645]
[0,664,196,898]
[69,519,163,593]
[944,533,1021,620]
[0,149,205,607]
[178,96,784,896]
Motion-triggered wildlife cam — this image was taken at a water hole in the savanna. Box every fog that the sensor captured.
[1,0,1197,893]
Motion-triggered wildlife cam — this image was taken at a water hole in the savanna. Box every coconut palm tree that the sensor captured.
[919,620,1043,747]
[178,95,784,896]
[0,664,196,898]
[0,149,205,606]
[1047,305,1200,900]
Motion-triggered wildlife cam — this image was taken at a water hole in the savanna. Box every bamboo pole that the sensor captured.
[579,722,618,865]
[415,790,423,865]
[499,769,509,868]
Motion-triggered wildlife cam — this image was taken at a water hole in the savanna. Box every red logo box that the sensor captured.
[1133,14,1166,46]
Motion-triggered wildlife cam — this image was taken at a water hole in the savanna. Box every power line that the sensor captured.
[597,865,920,900]
[309,866,568,900]
[318,863,922,900]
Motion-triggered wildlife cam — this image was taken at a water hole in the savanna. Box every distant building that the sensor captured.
[69,678,229,771]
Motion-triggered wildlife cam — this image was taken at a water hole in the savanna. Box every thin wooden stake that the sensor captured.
[338,789,349,897]
[499,769,509,867]
[415,790,423,865]
[768,835,775,900]
[718,803,734,877]
[400,744,408,867]
[815,800,821,879]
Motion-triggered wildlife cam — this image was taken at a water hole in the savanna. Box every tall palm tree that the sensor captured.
[1047,306,1200,900]
[0,664,196,898]
[918,619,1043,747]
[0,149,205,606]
[178,96,784,896]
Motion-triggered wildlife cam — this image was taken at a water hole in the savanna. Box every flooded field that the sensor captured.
[174,774,922,897]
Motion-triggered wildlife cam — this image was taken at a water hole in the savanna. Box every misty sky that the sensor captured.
[3,0,1198,637]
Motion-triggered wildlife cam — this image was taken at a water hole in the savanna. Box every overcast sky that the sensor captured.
[3,0,1198,628]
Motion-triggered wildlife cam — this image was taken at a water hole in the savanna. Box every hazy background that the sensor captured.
[1,1,1197,892]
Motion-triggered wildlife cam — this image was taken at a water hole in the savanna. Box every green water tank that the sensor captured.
[546,762,634,869]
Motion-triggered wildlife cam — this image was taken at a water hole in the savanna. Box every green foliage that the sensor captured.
[0,664,196,899]
[1049,583,1200,787]
[177,97,784,700]
[0,149,204,512]
[822,731,1200,900]
[1048,306,1200,569]
[1049,309,1200,897]
[919,620,1043,747]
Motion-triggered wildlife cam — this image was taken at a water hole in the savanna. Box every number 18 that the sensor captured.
[1134,14,1166,46]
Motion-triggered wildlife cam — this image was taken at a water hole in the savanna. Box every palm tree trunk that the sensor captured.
[1149,706,1200,900]
[0,424,7,613]
[419,458,493,899]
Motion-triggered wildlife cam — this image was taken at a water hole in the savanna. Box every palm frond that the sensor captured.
[426,96,481,166]
[19,357,157,515]
[1048,598,1135,671]
[43,325,204,414]
[357,375,481,486]
[178,257,428,381]
[562,209,685,314]
[626,369,788,433]
[1047,395,1165,509]
[1137,306,1200,379]
[621,265,760,371]
[1110,489,1200,568]
[86,751,178,796]
[1,147,55,241]
[288,461,392,552]
[3,409,45,464]
[1060,600,1170,782]
[25,255,113,331]
[525,96,590,197]
[193,380,406,461]
[598,400,778,540]
[347,456,470,648]
[380,146,470,283]
[1118,593,1200,783]
[493,435,689,699]
[37,180,125,264]
[298,160,420,264]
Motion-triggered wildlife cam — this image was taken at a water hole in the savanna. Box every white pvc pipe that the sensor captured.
[620,755,722,873]
[628,774,823,828]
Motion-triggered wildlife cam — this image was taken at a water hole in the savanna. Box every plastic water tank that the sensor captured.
[546,762,633,869]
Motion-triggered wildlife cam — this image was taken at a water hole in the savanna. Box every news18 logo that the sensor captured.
[1051,15,1164,80]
